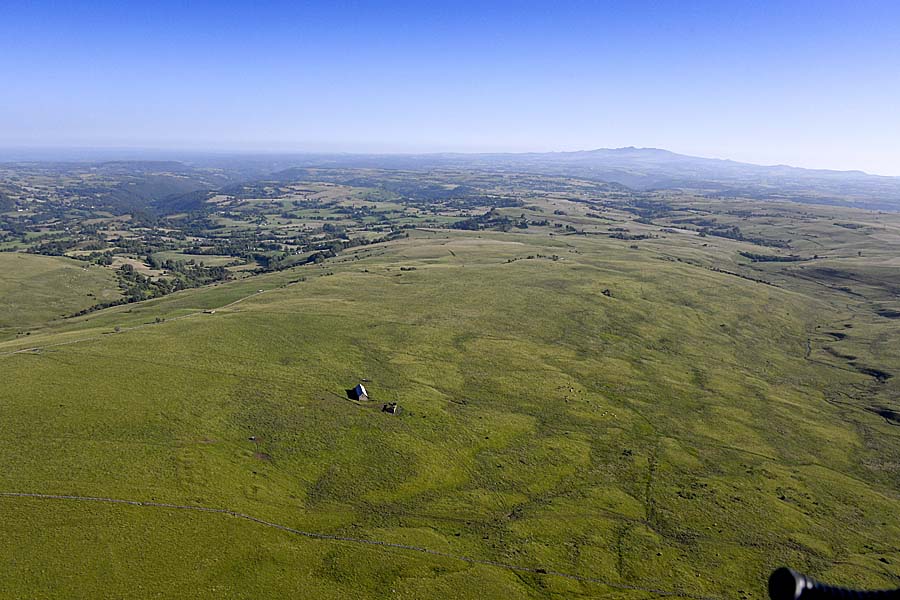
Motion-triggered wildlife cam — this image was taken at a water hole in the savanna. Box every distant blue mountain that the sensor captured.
[234,146,900,209]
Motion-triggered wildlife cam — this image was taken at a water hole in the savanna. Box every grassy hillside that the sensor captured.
[0,253,121,340]
[1,222,897,598]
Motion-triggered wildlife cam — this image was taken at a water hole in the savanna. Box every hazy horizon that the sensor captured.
[3,1,899,175]
[1,144,898,179]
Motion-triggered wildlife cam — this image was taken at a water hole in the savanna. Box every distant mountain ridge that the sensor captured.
[419,146,898,192]
[529,146,881,179]
[216,147,900,209]
[3,146,899,210]
[313,147,900,208]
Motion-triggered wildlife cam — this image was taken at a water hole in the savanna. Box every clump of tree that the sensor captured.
[739,251,811,262]
[116,261,230,303]
[451,209,531,232]
[676,217,791,248]
[833,222,866,230]
[698,225,790,248]
[27,238,80,256]
[609,232,657,240]
[299,229,406,268]
[620,199,675,221]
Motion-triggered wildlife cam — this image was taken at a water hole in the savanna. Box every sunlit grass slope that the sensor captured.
[1,230,897,599]
[0,253,120,340]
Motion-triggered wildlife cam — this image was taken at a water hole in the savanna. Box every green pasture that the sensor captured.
[0,253,120,340]
[0,225,898,598]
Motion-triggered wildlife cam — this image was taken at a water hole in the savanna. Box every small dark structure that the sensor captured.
[347,383,369,401]
[601,289,612,297]
[382,402,400,415]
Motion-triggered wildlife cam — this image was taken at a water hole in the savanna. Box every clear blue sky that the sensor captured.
[2,1,899,174]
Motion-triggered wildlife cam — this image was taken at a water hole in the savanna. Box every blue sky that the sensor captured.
[2,1,899,174]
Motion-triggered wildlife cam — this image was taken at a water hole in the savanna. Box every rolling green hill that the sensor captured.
[1,208,898,598]
[0,253,121,340]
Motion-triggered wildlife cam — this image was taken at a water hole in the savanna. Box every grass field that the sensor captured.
[2,203,899,599]
[0,253,121,340]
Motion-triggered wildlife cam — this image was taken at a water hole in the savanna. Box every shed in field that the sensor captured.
[349,383,369,401]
